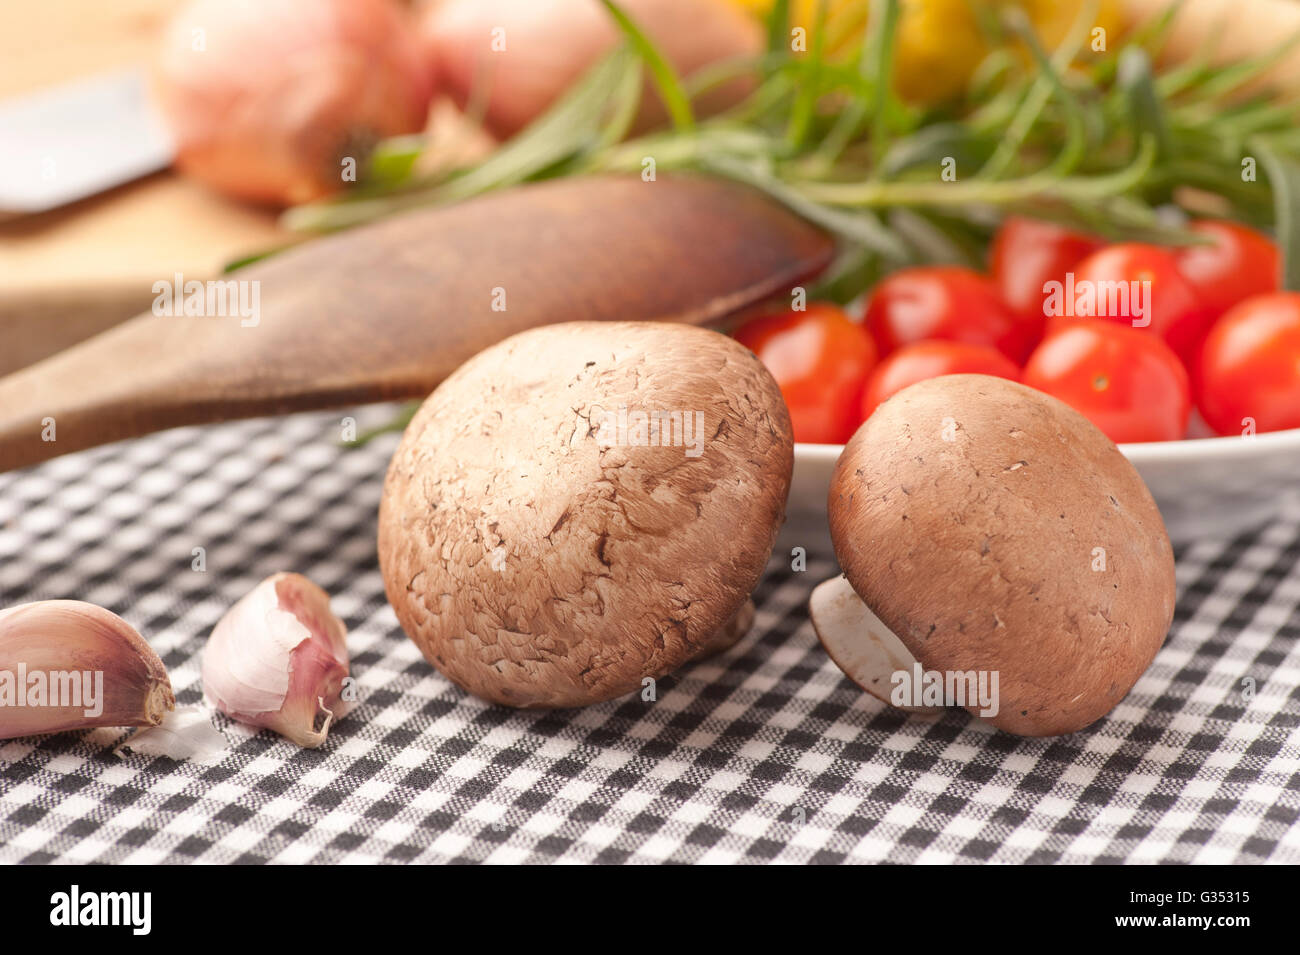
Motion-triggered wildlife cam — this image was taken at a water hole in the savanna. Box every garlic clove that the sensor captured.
[202,573,351,748]
[0,601,175,740]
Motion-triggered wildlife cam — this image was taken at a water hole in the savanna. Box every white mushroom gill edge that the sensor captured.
[808,576,942,714]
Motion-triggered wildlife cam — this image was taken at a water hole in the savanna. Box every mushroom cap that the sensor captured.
[828,374,1175,736]
[378,321,793,708]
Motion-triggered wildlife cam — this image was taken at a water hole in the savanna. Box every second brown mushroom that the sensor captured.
[812,374,1177,737]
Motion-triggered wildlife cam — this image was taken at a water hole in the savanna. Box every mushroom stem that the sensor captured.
[693,598,756,660]
[808,577,941,715]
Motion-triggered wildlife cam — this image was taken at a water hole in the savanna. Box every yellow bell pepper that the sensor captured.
[727,0,1121,105]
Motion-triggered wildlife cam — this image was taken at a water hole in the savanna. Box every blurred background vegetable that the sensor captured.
[1022,319,1191,443]
[859,340,1020,418]
[153,0,433,205]
[1173,219,1280,321]
[15,0,1300,450]
[1196,293,1300,435]
[264,0,1300,448]
[727,0,1123,105]
[421,0,762,138]
[864,264,1033,362]
[1061,242,1208,362]
[733,213,1288,446]
[990,216,1102,333]
[288,0,1300,291]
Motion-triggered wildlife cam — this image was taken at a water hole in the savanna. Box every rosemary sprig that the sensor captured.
[1253,139,1300,289]
[598,0,693,130]
[285,0,1300,301]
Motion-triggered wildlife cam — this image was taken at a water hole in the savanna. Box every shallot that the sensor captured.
[420,0,760,138]
[153,0,434,205]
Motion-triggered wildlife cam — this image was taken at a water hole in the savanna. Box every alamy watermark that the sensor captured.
[152,272,260,327]
[0,666,104,717]
[891,664,1000,718]
[594,405,706,458]
[50,885,151,935]
[1042,273,1151,327]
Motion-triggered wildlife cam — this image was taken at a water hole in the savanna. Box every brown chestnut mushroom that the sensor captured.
[814,374,1176,737]
[378,321,792,708]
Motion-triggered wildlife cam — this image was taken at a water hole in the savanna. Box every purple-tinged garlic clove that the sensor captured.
[202,573,351,748]
[0,600,174,740]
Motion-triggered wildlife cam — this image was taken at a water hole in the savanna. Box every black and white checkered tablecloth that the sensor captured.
[1,406,1298,864]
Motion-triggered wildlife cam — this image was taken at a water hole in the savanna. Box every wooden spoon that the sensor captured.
[0,175,832,473]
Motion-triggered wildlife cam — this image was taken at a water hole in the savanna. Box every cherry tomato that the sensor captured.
[734,303,877,444]
[863,266,1034,363]
[1197,292,1300,436]
[1056,243,1209,364]
[860,341,1020,421]
[1174,220,1280,323]
[990,216,1102,340]
[1023,320,1191,444]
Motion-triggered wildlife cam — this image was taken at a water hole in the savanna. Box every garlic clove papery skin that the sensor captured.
[202,573,351,748]
[117,705,230,762]
[0,601,175,740]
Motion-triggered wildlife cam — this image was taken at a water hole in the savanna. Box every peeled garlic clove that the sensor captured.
[202,573,350,748]
[0,601,175,740]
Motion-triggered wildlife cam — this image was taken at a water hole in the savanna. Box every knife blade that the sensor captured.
[0,68,174,216]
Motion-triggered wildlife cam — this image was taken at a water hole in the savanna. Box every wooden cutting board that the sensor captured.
[0,0,287,375]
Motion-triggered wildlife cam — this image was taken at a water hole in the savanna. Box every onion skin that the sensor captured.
[154,0,434,206]
[421,0,762,139]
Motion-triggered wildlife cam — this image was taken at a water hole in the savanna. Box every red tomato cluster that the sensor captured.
[733,217,1300,445]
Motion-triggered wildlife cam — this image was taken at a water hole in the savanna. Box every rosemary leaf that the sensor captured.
[600,0,694,131]
[365,135,426,188]
[977,0,1097,180]
[342,402,420,449]
[1117,48,1172,162]
[766,0,791,56]
[864,0,901,167]
[702,154,909,259]
[1253,139,1300,291]
[785,0,829,149]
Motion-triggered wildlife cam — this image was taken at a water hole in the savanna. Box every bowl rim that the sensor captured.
[794,425,1300,463]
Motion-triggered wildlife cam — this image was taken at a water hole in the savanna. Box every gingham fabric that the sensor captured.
[1,406,1298,865]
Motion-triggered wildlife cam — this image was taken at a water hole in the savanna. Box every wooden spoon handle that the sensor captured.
[0,175,832,473]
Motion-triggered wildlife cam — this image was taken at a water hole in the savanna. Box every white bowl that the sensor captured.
[789,427,1300,545]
